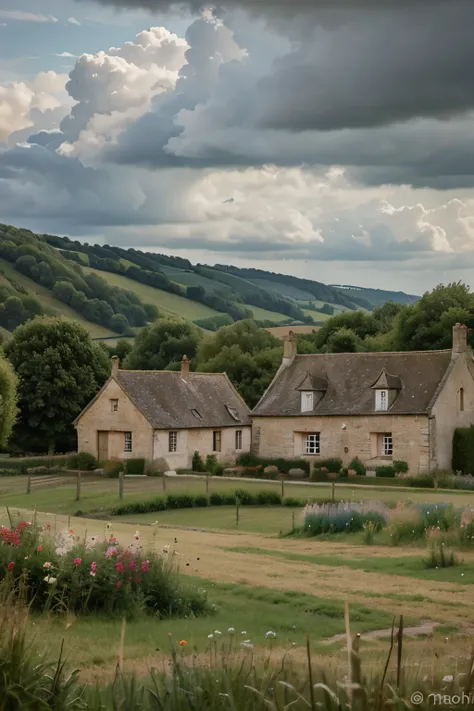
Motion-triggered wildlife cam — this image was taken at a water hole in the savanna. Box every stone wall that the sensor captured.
[153,426,251,470]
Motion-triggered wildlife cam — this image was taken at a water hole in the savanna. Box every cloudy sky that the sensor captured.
[1,0,473,293]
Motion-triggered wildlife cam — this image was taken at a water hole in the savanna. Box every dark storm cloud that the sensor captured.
[76,0,442,12]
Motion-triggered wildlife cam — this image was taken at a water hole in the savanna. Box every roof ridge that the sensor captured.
[117,369,227,375]
[295,349,452,357]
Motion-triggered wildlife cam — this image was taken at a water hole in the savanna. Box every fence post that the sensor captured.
[332,482,335,503]
[281,478,285,499]
[206,474,209,494]
[119,471,124,500]
[162,474,166,492]
[292,511,295,532]
[236,496,240,527]
[76,472,81,502]
[26,475,31,495]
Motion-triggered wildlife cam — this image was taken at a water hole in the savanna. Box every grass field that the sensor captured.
[0,259,116,339]
[160,266,235,297]
[249,305,289,322]
[302,308,331,321]
[248,278,315,301]
[83,267,220,321]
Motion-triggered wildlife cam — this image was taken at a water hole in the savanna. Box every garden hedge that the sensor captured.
[237,453,310,475]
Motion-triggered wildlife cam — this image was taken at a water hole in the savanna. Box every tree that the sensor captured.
[124,319,201,370]
[52,280,76,305]
[143,303,159,322]
[0,296,27,331]
[316,311,378,349]
[326,327,361,353]
[15,254,36,277]
[110,313,131,334]
[197,319,279,363]
[5,317,110,452]
[0,353,18,448]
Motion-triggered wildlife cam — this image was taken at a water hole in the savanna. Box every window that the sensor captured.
[124,432,132,452]
[460,387,465,412]
[375,389,388,411]
[191,408,202,420]
[110,399,119,412]
[304,433,320,455]
[213,430,222,452]
[226,405,241,422]
[382,434,393,456]
[169,431,177,453]
[301,392,314,413]
[235,430,242,450]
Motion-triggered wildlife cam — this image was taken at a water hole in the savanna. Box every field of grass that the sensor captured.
[0,259,116,338]
[83,267,220,321]
[160,266,236,297]
[249,305,289,322]
[248,278,315,301]
[302,308,331,321]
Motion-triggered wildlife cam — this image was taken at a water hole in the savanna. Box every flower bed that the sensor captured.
[0,520,209,617]
[302,501,388,536]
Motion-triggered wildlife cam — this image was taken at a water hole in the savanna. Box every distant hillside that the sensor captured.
[0,223,419,341]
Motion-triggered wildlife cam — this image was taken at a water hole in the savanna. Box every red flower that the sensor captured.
[37,545,43,553]
[16,521,31,533]
[115,562,124,573]
[73,557,82,566]
[136,577,141,584]
[7,561,15,572]
[116,581,121,589]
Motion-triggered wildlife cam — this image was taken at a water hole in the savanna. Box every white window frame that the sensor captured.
[382,434,393,456]
[169,431,177,453]
[375,389,389,411]
[235,430,242,450]
[304,432,320,455]
[110,398,119,412]
[124,432,132,453]
[301,391,314,413]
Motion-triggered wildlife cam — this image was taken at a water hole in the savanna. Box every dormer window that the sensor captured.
[301,392,314,413]
[375,389,388,411]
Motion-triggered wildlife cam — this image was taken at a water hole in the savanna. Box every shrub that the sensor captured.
[103,459,123,478]
[424,538,458,569]
[386,504,425,545]
[193,495,209,508]
[67,452,98,471]
[313,458,342,474]
[192,451,206,472]
[393,460,409,474]
[452,425,474,475]
[236,453,310,476]
[283,497,305,507]
[205,455,219,475]
[255,491,282,506]
[0,522,210,618]
[234,489,256,505]
[348,457,366,476]
[419,503,456,531]
[363,520,378,544]
[406,475,434,488]
[0,455,71,471]
[166,494,195,510]
[125,458,146,475]
[302,502,387,537]
[375,465,396,478]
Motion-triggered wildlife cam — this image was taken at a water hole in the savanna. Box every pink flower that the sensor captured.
[129,560,135,570]
[90,561,97,577]
[141,560,150,573]
[73,557,82,566]
[105,546,118,559]
[7,561,15,572]
[90,571,96,577]
[136,577,141,584]
[37,545,43,553]
[115,562,124,573]
[43,561,52,569]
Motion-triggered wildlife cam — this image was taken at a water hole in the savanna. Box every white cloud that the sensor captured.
[68,17,81,25]
[0,10,58,23]
[55,52,76,58]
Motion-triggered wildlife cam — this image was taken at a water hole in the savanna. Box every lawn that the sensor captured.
[0,259,116,339]
[83,267,220,321]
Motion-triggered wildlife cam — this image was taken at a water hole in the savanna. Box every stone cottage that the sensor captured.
[251,324,474,474]
[74,356,251,470]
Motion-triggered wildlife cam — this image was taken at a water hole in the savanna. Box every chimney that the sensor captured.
[111,355,120,377]
[452,323,468,355]
[181,354,190,378]
[282,331,297,366]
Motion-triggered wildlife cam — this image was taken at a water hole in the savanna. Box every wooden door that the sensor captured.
[97,431,109,461]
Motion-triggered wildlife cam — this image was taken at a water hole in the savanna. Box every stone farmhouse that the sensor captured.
[74,356,251,470]
[251,324,474,474]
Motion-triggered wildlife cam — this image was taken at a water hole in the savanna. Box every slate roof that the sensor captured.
[114,370,251,429]
[252,350,454,417]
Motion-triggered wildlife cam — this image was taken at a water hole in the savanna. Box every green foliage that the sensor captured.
[424,540,458,569]
[193,313,234,331]
[67,452,98,471]
[316,311,378,349]
[204,454,221,476]
[406,475,434,488]
[375,465,396,478]
[103,460,124,478]
[125,458,146,475]
[348,457,366,476]
[312,458,343,474]
[0,353,17,448]
[236,453,310,475]
[110,312,131,334]
[192,451,206,473]
[326,326,361,353]
[393,459,409,474]
[125,319,201,370]
[304,510,386,536]
[0,454,71,470]
[101,338,133,362]
[5,317,110,452]
[452,426,474,475]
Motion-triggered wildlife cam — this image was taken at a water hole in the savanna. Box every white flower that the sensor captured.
[443,675,453,683]
[241,641,254,650]
[241,631,247,635]
[265,631,276,639]
[43,576,57,584]
[228,627,235,634]
[214,630,222,637]
[208,634,214,639]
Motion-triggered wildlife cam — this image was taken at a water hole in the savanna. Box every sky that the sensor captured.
[1,0,474,293]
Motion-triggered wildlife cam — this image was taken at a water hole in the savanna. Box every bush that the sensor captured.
[348,457,366,476]
[125,458,146,475]
[0,522,210,618]
[255,491,282,506]
[304,510,385,536]
[193,495,209,508]
[67,452,97,471]
[424,539,458,569]
[452,426,474,475]
[205,455,220,475]
[192,451,206,473]
[103,459,124,478]
[0,455,71,471]
[236,453,310,476]
[166,494,196,510]
[375,465,396,478]
[313,458,343,474]
[406,475,434,488]
[283,497,305,507]
[393,460,409,474]
[418,503,456,531]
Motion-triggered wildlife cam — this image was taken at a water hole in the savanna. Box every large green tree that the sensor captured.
[0,352,18,448]
[124,319,201,370]
[197,319,279,362]
[5,317,110,452]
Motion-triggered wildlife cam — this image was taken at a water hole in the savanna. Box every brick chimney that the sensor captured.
[452,323,468,355]
[181,354,190,378]
[282,331,297,366]
[111,355,120,377]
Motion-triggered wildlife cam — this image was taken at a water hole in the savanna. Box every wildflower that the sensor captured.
[37,545,43,553]
[129,560,135,570]
[105,546,119,558]
[7,561,15,572]
[208,634,214,639]
[179,640,187,647]
[241,631,247,635]
[109,536,117,543]
[141,560,150,573]
[241,641,254,650]
[44,576,57,584]
[265,631,277,639]
[24,556,29,560]
[90,561,97,577]
[116,581,121,589]
[43,561,52,569]
[228,627,235,634]
[214,630,222,637]
[115,562,124,573]
[443,675,453,683]
[134,530,140,541]
[136,577,141,584]
[73,557,82,566]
